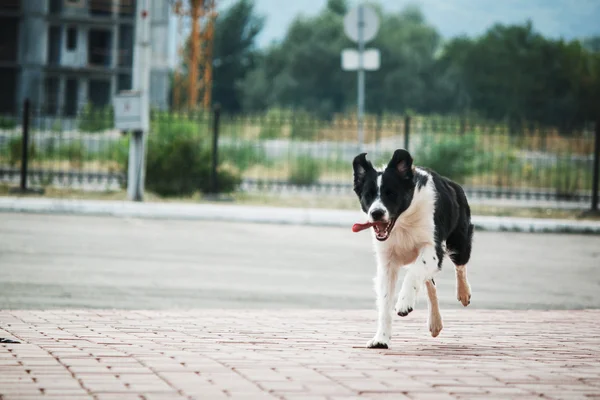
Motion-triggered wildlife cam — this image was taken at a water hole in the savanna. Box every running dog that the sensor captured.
[352,149,473,348]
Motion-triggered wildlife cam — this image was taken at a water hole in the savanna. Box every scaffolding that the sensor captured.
[172,0,217,111]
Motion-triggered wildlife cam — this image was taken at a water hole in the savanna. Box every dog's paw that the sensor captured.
[366,334,389,349]
[428,315,443,338]
[396,305,413,317]
[395,291,416,317]
[457,283,472,307]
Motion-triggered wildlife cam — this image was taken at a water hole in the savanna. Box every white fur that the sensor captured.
[366,168,441,348]
[367,174,387,221]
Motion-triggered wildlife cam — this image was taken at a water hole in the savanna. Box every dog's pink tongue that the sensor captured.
[352,222,374,233]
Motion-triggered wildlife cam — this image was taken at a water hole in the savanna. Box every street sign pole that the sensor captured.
[127,0,151,202]
[357,5,365,152]
[343,3,379,153]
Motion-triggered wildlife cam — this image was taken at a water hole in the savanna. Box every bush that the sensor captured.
[145,110,240,196]
[0,116,16,129]
[8,137,36,167]
[58,141,84,166]
[107,137,130,167]
[78,104,114,133]
[152,112,206,140]
[414,133,488,182]
[145,136,240,197]
[289,155,321,185]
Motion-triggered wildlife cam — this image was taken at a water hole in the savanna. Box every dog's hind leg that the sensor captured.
[425,279,443,337]
[454,265,471,307]
[366,254,399,349]
[447,223,474,307]
[395,245,442,317]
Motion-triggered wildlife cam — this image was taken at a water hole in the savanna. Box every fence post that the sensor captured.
[210,103,221,194]
[20,99,30,191]
[404,115,410,151]
[592,119,600,212]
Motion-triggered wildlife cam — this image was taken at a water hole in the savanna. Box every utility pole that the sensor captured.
[357,5,365,151]
[127,0,151,201]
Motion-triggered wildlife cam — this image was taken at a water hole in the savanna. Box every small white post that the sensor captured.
[127,0,151,201]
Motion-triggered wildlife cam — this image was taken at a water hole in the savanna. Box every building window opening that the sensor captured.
[66,27,77,51]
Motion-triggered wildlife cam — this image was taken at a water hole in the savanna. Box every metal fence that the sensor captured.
[219,113,597,204]
[1,104,598,208]
[0,103,127,192]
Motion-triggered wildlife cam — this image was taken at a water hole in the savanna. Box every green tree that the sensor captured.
[241,3,442,117]
[244,1,350,116]
[438,21,598,130]
[211,0,264,113]
[365,5,441,114]
[583,36,600,53]
[237,2,599,128]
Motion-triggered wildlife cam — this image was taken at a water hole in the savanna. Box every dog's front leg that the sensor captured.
[366,253,398,349]
[395,245,440,317]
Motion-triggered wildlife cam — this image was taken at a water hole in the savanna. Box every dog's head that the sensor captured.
[352,149,416,241]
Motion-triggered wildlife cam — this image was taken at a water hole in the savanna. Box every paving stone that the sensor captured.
[1,310,599,399]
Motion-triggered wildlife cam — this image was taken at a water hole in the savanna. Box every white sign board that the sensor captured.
[344,4,380,43]
[114,91,148,131]
[341,48,380,71]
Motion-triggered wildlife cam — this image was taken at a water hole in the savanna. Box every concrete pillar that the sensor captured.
[110,75,117,99]
[78,77,89,111]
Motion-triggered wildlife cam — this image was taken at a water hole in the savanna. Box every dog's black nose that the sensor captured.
[370,209,385,221]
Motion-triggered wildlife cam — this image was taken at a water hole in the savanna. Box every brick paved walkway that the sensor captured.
[1,310,599,400]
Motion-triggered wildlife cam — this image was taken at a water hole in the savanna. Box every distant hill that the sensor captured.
[227,0,600,48]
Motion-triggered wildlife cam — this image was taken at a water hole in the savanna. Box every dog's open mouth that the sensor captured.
[372,219,396,241]
[352,218,397,241]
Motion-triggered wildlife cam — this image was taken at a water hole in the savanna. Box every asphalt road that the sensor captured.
[0,213,599,310]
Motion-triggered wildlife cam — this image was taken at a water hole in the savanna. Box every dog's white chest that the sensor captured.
[378,225,430,267]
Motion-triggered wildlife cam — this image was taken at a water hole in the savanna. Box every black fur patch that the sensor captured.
[414,170,428,189]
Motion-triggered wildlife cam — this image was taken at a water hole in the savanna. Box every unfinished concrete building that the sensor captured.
[0,0,170,116]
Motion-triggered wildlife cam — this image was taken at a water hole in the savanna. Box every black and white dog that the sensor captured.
[352,149,473,349]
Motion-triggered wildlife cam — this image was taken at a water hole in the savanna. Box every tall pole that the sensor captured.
[188,0,201,109]
[592,119,600,212]
[357,4,365,152]
[127,0,151,201]
[20,99,30,192]
[202,3,216,110]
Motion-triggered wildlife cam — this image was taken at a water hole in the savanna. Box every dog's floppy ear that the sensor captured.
[352,153,374,193]
[387,149,413,180]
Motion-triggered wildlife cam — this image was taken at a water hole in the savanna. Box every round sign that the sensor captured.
[344,4,380,43]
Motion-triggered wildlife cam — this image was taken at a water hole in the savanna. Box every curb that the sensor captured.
[1,196,599,234]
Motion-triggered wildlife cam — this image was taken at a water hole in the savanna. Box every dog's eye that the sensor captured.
[384,189,395,198]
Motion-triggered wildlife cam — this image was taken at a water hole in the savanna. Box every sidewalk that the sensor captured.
[1,197,600,234]
[1,310,599,399]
